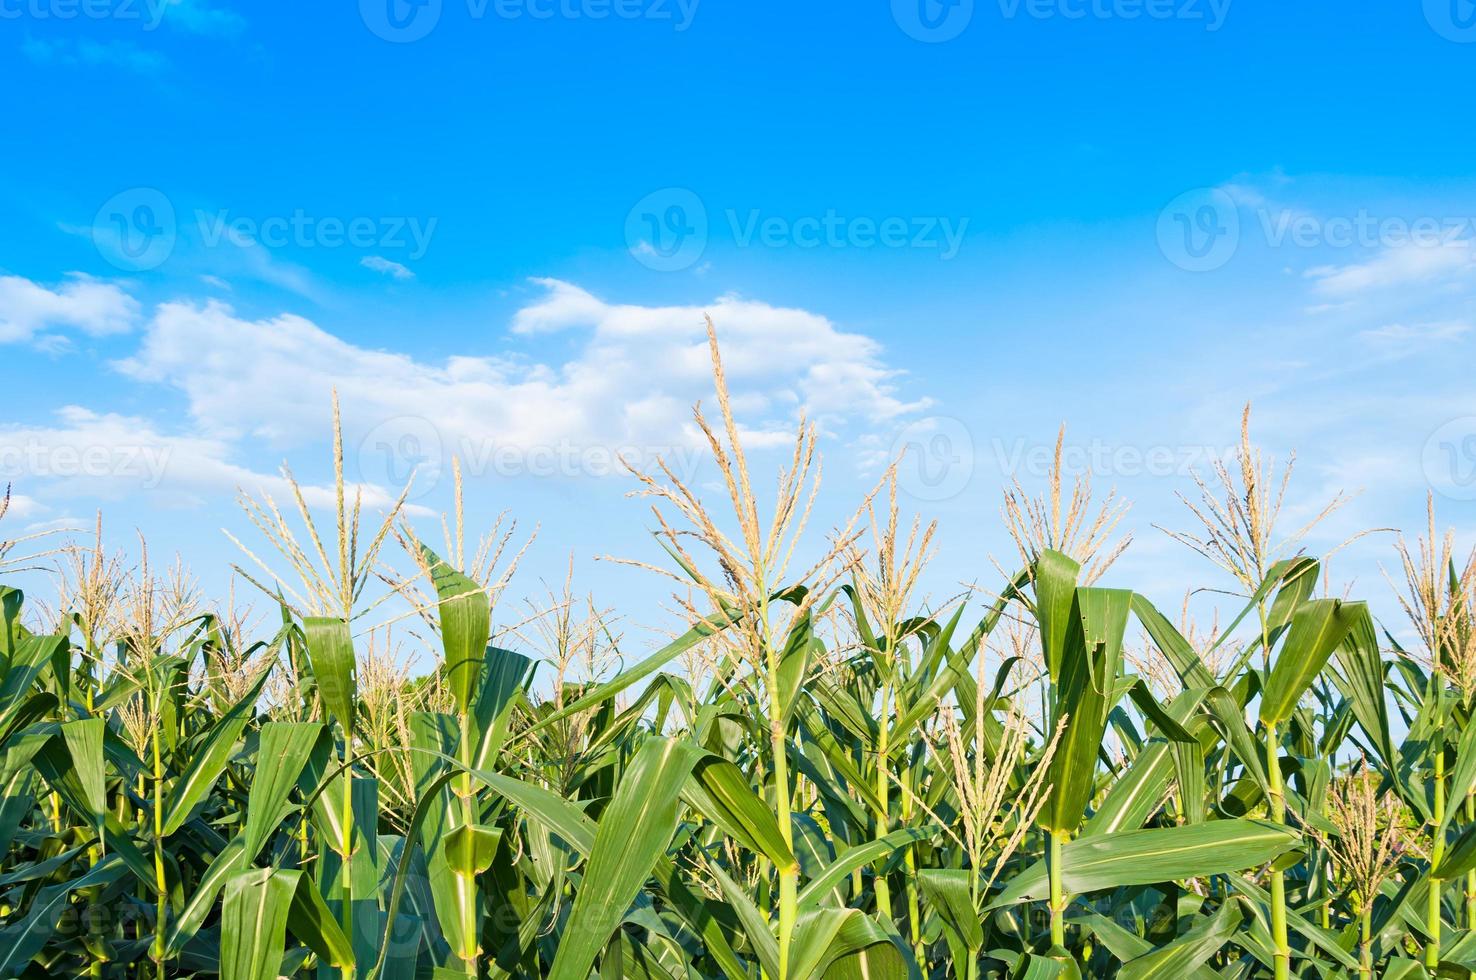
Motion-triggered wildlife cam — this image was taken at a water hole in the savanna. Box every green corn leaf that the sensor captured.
[682,753,797,872]
[546,737,701,980]
[885,606,969,753]
[242,721,323,862]
[1126,679,1201,744]
[287,867,355,970]
[0,633,61,742]
[788,907,905,980]
[524,601,753,737]
[1259,598,1361,727]
[471,646,533,769]
[444,822,500,877]
[166,836,247,954]
[707,858,781,977]
[917,868,984,951]
[1225,872,1359,969]
[774,611,816,727]
[989,819,1299,908]
[1035,549,1081,683]
[1435,821,1476,879]
[1130,593,1216,689]
[1045,586,1132,834]
[162,666,271,837]
[374,757,600,979]
[61,717,107,840]
[32,721,109,847]
[0,586,21,659]
[1087,687,1210,836]
[1331,602,1396,767]
[798,827,932,909]
[303,617,357,733]
[220,867,297,980]
[1204,684,1269,792]
[1116,900,1243,979]
[1265,556,1321,633]
[421,545,491,714]
[0,856,125,976]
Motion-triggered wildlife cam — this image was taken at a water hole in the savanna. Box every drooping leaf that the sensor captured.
[682,753,797,872]
[1116,900,1243,980]
[989,820,1299,908]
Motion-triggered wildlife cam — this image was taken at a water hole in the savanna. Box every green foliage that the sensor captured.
[0,426,1468,980]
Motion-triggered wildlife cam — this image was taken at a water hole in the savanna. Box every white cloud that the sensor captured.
[512,279,929,422]
[0,406,411,514]
[156,0,247,37]
[1359,320,1470,347]
[1306,240,1476,296]
[1,491,43,521]
[22,37,168,74]
[0,274,139,344]
[115,280,927,484]
[361,256,414,280]
[0,276,920,522]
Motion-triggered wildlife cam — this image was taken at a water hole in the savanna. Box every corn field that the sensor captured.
[1,327,1474,980]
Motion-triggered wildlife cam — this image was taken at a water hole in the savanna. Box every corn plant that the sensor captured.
[2,332,1475,979]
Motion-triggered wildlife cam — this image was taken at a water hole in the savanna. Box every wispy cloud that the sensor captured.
[1305,240,1476,296]
[22,37,168,75]
[361,255,414,280]
[193,220,323,300]
[155,0,247,37]
[1358,320,1470,346]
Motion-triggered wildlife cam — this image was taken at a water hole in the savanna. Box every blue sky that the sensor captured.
[2,0,1475,654]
